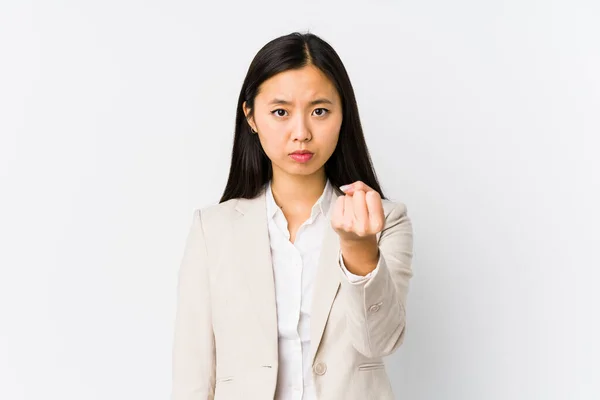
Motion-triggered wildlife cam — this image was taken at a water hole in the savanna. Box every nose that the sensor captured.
[291,116,311,142]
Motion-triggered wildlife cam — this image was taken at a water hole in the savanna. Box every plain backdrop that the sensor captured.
[1,1,598,399]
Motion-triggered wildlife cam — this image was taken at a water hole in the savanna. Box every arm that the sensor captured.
[171,209,216,400]
[338,202,414,358]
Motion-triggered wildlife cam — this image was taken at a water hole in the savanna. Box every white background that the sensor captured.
[1,1,598,399]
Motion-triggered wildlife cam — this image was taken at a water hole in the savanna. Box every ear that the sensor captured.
[242,101,256,131]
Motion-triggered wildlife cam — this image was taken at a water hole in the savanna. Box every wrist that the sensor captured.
[340,236,379,275]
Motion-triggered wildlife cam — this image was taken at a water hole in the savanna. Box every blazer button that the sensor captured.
[369,303,382,313]
[313,362,327,375]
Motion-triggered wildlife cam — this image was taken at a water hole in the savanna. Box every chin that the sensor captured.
[289,165,325,177]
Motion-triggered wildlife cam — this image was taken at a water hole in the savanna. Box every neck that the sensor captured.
[270,169,327,215]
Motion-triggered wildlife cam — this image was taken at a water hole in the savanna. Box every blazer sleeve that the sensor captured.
[338,201,414,358]
[171,209,216,400]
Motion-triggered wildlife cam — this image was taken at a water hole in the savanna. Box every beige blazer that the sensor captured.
[171,186,414,400]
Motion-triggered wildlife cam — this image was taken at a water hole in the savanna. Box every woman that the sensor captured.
[171,32,414,400]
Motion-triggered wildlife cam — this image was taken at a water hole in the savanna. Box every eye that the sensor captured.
[313,108,329,117]
[270,109,288,117]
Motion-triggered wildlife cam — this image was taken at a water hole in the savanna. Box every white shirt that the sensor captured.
[265,179,373,400]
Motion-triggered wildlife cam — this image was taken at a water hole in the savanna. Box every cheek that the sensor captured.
[325,114,342,137]
[257,131,287,159]
[262,114,281,130]
[320,123,341,152]
[255,115,284,148]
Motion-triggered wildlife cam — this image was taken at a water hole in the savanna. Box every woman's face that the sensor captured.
[243,65,343,180]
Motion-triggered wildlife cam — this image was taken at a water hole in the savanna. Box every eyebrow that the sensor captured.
[268,98,334,106]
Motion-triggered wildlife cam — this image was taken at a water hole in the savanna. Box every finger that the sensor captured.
[331,195,345,229]
[343,195,354,230]
[365,191,384,232]
[340,180,374,195]
[352,190,368,234]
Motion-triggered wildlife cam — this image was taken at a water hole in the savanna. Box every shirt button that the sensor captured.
[313,362,327,375]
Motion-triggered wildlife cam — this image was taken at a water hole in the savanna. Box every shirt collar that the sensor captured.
[266,179,333,220]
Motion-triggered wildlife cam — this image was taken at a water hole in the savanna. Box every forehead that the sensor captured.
[257,65,339,103]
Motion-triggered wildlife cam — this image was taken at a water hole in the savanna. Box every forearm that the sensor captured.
[338,202,414,358]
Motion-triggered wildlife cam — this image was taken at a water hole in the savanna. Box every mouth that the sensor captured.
[289,151,314,163]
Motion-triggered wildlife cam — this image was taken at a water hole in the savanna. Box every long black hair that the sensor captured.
[219,31,386,203]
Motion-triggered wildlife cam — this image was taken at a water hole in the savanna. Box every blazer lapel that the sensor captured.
[309,191,342,365]
[233,189,279,353]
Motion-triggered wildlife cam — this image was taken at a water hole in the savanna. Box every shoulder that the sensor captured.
[381,198,408,219]
[194,198,240,229]
[380,198,411,235]
[187,199,242,257]
[376,199,412,246]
